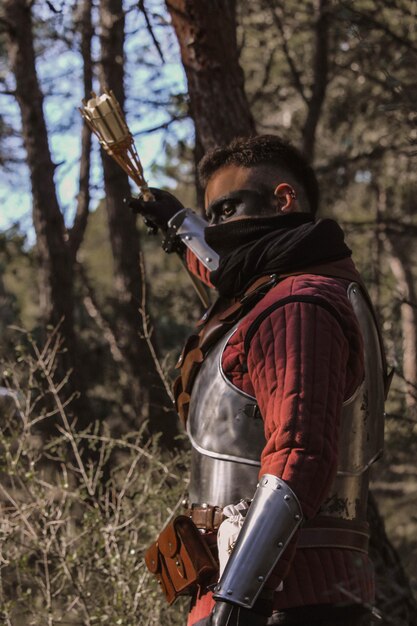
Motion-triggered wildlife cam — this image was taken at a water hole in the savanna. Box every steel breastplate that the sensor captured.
[320,282,385,521]
[187,282,385,521]
[187,326,265,507]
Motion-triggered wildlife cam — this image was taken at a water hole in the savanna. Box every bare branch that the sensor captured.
[133,113,187,135]
[316,142,411,174]
[137,0,165,63]
[77,263,126,369]
[138,253,175,404]
[338,1,417,56]
[266,0,308,105]
[249,46,277,107]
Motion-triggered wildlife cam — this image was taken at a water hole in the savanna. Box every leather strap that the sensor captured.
[298,526,369,554]
[187,507,369,553]
[186,505,225,532]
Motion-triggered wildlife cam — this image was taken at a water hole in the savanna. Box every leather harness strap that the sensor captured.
[174,274,279,426]
[186,506,370,554]
[297,527,369,554]
[185,505,225,533]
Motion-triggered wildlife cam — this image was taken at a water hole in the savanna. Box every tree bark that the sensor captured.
[99,0,180,447]
[4,0,73,339]
[385,233,417,408]
[168,0,416,619]
[368,492,417,625]
[3,0,92,425]
[166,0,256,151]
[68,0,94,262]
[301,0,330,161]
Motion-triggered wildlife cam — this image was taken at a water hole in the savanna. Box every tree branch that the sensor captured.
[316,142,411,174]
[77,263,126,368]
[132,112,187,135]
[249,46,277,107]
[266,0,308,105]
[338,1,417,56]
[137,0,165,63]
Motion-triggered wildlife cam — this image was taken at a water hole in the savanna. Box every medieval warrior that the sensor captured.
[135,135,388,626]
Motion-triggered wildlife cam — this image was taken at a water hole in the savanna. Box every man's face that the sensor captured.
[204,165,275,225]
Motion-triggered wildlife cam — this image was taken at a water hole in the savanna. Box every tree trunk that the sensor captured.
[301,0,330,161]
[166,0,256,150]
[385,233,417,408]
[4,0,73,339]
[3,0,91,425]
[69,0,94,262]
[168,0,416,619]
[99,0,179,447]
[368,492,417,625]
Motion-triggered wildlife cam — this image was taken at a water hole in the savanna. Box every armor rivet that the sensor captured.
[202,503,208,509]
[276,484,281,489]
[175,561,180,566]
[185,235,191,240]
[257,576,264,582]
[244,596,250,602]
[181,498,188,507]
[205,257,212,263]
[158,581,161,585]
[227,589,233,595]
[278,541,283,547]
[284,495,291,501]
[295,514,301,521]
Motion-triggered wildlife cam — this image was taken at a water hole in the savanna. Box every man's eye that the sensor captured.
[221,201,235,216]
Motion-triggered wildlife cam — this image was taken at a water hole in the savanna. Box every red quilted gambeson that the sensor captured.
[185,259,375,623]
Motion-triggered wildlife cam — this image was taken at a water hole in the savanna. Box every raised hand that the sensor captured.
[128,188,184,232]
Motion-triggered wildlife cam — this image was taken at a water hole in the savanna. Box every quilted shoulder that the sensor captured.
[222,273,364,399]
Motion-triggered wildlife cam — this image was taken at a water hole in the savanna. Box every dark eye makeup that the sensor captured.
[206,188,270,224]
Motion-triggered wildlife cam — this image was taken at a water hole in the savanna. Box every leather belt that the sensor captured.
[298,526,369,554]
[186,504,225,532]
[187,506,369,553]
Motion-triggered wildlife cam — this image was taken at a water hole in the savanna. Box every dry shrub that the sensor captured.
[0,329,189,625]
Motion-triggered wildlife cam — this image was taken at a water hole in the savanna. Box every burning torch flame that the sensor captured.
[79,90,154,201]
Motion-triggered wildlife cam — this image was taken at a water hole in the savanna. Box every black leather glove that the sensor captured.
[128,187,184,232]
[208,600,269,626]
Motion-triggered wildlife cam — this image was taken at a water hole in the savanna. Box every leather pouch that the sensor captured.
[145,515,218,605]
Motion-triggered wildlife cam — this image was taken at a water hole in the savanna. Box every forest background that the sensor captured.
[0,0,416,624]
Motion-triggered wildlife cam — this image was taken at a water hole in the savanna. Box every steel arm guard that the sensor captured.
[167,208,219,271]
[213,474,303,609]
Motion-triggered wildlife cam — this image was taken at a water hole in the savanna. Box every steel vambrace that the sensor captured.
[213,474,303,609]
[167,208,219,271]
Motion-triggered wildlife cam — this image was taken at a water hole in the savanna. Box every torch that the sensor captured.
[79,90,154,201]
[79,90,210,307]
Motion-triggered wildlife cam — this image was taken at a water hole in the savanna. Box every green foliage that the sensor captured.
[0,227,39,332]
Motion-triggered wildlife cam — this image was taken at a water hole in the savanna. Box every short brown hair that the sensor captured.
[198,134,319,215]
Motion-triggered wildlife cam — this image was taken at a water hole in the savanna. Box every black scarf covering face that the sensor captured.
[205,213,352,298]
